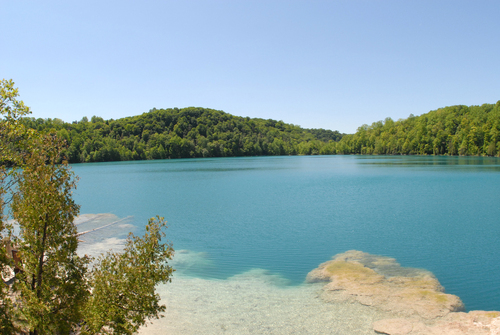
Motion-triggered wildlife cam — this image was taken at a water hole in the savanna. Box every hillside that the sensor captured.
[20,101,500,163]
[336,101,500,156]
[21,107,344,163]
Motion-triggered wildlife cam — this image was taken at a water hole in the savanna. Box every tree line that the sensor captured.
[19,100,500,163]
[20,108,344,163]
[337,102,500,156]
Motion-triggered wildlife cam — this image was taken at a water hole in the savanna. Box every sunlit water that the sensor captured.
[72,155,500,332]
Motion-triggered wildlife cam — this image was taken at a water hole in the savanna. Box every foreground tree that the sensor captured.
[83,217,173,334]
[1,79,174,334]
[1,78,34,332]
[11,134,89,334]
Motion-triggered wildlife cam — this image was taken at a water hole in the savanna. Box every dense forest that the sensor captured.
[20,107,343,163]
[337,101,500,156]
[18,101,500,163]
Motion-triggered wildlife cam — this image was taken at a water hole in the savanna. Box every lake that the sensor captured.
[72,155,500,315]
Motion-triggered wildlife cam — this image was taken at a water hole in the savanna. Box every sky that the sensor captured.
[1,0,499,133]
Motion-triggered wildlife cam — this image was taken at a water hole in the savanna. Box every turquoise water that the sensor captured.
[71,155,500,311]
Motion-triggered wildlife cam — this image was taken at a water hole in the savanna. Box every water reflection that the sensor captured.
[355,155,500,171]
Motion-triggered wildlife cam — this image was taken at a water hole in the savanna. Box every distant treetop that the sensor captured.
[19,101,500,163]
[21,107,344,163]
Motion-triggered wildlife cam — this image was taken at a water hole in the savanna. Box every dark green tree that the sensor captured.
[1,80,175,334]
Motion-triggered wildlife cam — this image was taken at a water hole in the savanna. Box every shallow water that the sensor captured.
[138,264,393,334]
[72,155,500,315]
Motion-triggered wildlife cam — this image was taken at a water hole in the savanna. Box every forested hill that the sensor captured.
[19,102,500,163]
[335,101,500,156]
[21,107,344,163]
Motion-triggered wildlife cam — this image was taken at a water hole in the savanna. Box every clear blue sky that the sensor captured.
[2,0,499,133]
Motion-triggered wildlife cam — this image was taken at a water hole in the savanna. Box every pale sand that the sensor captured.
[137,255,393,335]
[76,216,392,334]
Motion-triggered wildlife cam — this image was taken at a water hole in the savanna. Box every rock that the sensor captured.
[373,312,500,334]
[373,318,414,334]
[307,251,500,335]
[307,250,464,319]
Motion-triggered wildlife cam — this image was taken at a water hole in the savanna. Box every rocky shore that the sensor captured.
[307,250,500,335]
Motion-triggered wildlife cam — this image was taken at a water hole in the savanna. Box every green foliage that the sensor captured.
[0,79,31,122]
[82,217,174,335]
[1,78,35,333]
[11,134,89,334]
[304,128,343,142]
[21,107,345,163]
[0,79,35,166]
[1,80,175,334]
[336,103,500,156]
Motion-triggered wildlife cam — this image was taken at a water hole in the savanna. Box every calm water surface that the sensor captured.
[71,155,500,311]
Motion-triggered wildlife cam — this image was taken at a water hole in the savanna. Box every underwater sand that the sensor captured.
[74,215,406,334]
[136,251,393,335]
